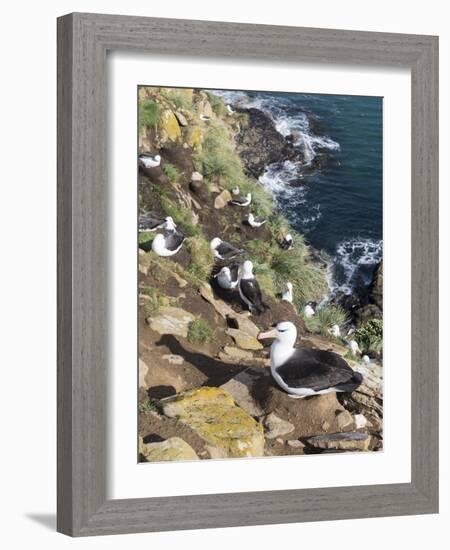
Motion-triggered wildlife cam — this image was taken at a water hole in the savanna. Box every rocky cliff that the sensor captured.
[137,87,383,461]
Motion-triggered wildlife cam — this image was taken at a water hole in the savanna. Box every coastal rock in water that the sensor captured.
[139,359,149,389]
[235,108,306,177]
[305,432,372,452]
[161,387,264,458]
[263,413,295,439]
[139,436,199,462]
[226,328,263,350]
[148,306,195,337]
[370,261,383,310]
[214,189,232,209]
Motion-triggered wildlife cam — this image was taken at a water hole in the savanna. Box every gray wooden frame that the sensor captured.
[57,12,439,537]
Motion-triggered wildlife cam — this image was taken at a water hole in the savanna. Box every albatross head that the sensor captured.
[216,266,231,277]
[258,321,297,348]
[210,237,222,250]
[241,260,254,279]
[248,213,254,223]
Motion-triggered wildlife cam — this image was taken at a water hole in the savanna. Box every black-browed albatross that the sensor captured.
[151,229,185,257]
[210,237,244,261]
[258,321,363,398]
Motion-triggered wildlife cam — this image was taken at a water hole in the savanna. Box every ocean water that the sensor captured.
[215,89,383,297]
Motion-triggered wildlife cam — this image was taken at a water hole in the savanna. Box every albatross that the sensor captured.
[214,264,239,290]
[229,193,252,207]
[281,282,293,303]
[247,213,267,228]
[238,260,268,315]
[210,237,244,261]
[139,213,176,232]
[151,229,185,257]
[280,233,294,250]
[138,153,161,168]
[258,321,363,398]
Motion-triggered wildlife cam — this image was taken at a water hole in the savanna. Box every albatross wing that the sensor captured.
[275,349,362,392]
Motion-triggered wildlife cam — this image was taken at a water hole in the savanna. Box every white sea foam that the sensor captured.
[213,90,340,164]
[329,238,383,295]
[258,160,300,197]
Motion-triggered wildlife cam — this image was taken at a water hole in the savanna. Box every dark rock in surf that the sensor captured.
[235,108,306,177]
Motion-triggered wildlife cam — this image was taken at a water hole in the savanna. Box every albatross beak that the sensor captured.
[257,328,277,341]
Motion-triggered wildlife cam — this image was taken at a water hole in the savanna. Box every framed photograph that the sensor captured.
[57,13,438,536]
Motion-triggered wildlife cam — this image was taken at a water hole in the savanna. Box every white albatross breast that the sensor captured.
[214,264,239,290]
[258,321,363,398]
[151,230,185,257]
[229,193,252,207]
[238,260,268,315]
[247,213,267,228]
[138,153,161,168]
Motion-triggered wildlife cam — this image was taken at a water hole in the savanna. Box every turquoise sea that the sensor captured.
[216,89,383,296]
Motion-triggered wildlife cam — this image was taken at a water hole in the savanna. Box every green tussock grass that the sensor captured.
[160,196,199,237]
[187,318,213,344]
[160,88,192,110]
[205,91,227,117]
[194,122,273,217]
[185,236,215,283]
[162,162,180,183]
[354,319,383,355]
[244,234,328,307]
[139,398,158,415]
[304,305,349,336]
[139,99,160,131]
[140,285,171,318]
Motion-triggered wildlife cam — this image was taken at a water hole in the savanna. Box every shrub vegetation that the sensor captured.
[187,318,213,344]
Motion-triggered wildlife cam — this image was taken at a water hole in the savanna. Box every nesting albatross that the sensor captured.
[258,321,363,398]
[214,264,239,290]
[138,153,161,168]
[238,260,268,315]
[210,237,244,261]
[152,229,185,257]
[229,193,252,207]
[139,213,176,232]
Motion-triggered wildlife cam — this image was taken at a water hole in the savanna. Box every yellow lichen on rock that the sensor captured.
[160,109,181,142]
[187,125,203,149]
[140,436,199,462]
[161,387,264,458]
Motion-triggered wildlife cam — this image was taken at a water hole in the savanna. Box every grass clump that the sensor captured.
[205,91,227,117]
[185,236,215,283]
[140,285,172,318]
[160,88,192,110]
[162,162,180,183]
[304,305,349,336]
[160,196,199,237]
[269,245,328,306]
[139,99,160,131]
[195,122,274,217]
[354,319,383,355]
[139,398,158,415]
[187,318,213,344]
